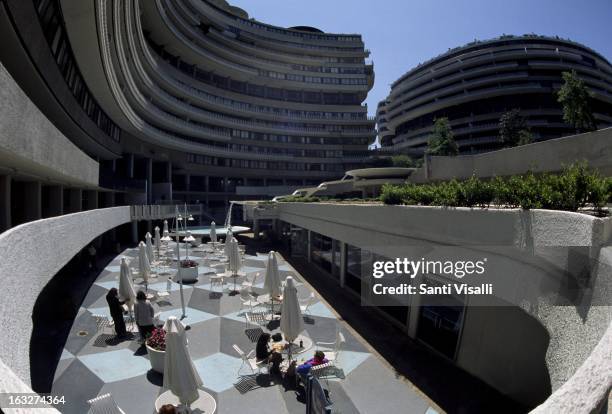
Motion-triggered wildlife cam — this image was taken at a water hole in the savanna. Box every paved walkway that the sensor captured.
[51,242,439,413]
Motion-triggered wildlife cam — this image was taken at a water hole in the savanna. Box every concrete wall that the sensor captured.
[0,62,99,187]
[0,207,131,385]
[269,202,612,410]
[410,127,612,183]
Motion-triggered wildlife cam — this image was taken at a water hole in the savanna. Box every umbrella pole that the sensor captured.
[176,207,187,320]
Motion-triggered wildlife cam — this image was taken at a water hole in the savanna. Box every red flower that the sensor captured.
[146,327,166,351]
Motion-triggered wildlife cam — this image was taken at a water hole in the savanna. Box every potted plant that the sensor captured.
[146,327,166,374]
[179,259,198,283]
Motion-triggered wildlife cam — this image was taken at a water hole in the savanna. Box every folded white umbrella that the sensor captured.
[263,251,282,298]
[210,221,217,243]
[280,276,304,344]
[223,229,233,258]
[154,226,161,254]
[118,257,136,309]
[138,241,151,284]
[228,238,242,275]
[163,316,203,407]
[163,220,169,235]
[145,232,155,262]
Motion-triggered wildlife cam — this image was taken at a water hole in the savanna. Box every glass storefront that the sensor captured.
[310,231,333,273]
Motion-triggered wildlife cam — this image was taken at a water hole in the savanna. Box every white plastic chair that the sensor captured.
[209,273,225,291]
[156,278,172,300]
[241,272,259,291]
[315,331,345,363]
[299,292,316,316]
[244,309,270,329]
[239,287,260,313]
[87,393,125,414]
[232,344,268,375]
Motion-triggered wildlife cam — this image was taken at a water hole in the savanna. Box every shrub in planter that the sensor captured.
[147,327,166,351]
[180,260,198,268]
[381,184,405,205]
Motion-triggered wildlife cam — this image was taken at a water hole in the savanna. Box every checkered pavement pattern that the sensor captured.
[51,246,432,414]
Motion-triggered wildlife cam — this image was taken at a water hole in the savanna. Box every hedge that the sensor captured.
[380,163,611,213]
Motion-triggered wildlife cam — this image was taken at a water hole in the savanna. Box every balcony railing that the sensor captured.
[130,204,203,221]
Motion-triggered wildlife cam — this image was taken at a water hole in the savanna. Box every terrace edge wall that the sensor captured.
[270,202,612,410]
[0,207,131,385]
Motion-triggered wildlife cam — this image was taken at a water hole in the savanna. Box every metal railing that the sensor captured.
[130,204,202,221]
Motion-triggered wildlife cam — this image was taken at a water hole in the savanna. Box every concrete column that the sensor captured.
[407,274,424,339]
[44,185,63,217]
[307,230,312,262]
[253,219,260,240]
[0,175,11,233]
[127,153,135,179]
[185,174,191,192]
[339,241,347,288]
[67,188,82,213]
[224,177,229,193]
[83,190,98,211]
[146,158,153,204]
[204,176,209,193]
[24,181,42,221]
[131,221,138,244]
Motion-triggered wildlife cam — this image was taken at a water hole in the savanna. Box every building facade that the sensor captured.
[0,0,375,222]
[377,35,612,155]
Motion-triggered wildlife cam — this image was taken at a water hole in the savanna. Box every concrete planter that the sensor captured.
[146,344,165,374]
[179,266,198,283]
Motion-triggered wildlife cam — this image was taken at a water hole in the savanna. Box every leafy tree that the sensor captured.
[391,154,414,168]
[557,70,596,132]
[499,109,533,147]
[427,117,458,156]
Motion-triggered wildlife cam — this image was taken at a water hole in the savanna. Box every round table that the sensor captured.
[154,389,216,413]
[271,333,313,356]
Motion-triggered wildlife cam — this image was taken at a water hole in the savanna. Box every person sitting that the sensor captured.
[297,350,328,381]
[134,290,155,343]
[105,288,127,338]
[158,404,176,414]
[255,333,283,374]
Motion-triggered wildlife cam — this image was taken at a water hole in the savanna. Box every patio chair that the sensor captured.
[232,344,269,376]
[241,272,260,291]
[155,278,172,300]
[87,393,125,414]
[244,309,270,329]
[239,287,260,313]
[315,331,345,363]
[299,292,316,316]
[209,273,225,291]
[92,314,112,334]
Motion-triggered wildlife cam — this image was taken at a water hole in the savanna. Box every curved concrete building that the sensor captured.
[378,35,612,154]
[0,0,375,219]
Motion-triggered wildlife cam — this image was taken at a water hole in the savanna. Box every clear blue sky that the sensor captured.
[228,0,612,115]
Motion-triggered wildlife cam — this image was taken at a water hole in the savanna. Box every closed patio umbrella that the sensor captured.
[138,241,151,284]
[223,229,233,258]
[210,221,217,244]
[154,226,161,256]
[280,276,304,358]
[163,316,203,407]
[163,220,169,235]
[145,232,155,262]
[228,238,242,275]
[263,251,282,298]
[118,257,136,310]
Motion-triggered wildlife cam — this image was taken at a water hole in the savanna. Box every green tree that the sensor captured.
[499,109,532,147]
[557,70,596,132]
[426,117,458,156]
[391,154,414,168]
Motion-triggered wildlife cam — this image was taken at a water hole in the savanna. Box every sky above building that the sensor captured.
[227,0,612,115]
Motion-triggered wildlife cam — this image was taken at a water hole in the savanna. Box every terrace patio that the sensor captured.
[50,240,439,413]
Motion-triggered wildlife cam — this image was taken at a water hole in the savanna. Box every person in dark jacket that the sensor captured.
[106,288,127,338]
[255,333,283,374]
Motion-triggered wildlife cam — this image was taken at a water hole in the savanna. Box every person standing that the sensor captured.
[134,290,156,343]
[106,288,127,338]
